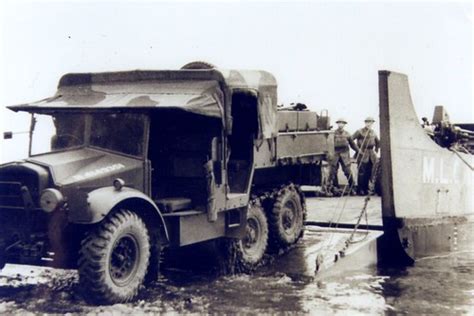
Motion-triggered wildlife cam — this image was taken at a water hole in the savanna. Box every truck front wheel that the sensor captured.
[78,209,151,304]
[269,185,304,248]
[236,200,268,272]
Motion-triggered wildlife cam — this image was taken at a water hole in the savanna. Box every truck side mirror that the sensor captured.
[3,132,13,139]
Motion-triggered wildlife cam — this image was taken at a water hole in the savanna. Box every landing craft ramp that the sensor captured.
[303,195,383,276]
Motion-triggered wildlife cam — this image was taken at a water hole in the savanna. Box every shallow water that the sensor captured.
[1,236,473,315]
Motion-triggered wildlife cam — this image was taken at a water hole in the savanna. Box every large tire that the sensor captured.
[78,209,151,304]
[269,185,304,249]
[236,200,268,272]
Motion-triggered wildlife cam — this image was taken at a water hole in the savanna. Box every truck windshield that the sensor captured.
[90,113,145,156]
[31,113,86,155]
[30,112,146,157]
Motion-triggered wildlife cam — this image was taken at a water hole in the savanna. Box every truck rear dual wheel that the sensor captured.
[78,209,152,304]
[269,186,304,249]
[236,201,268,272]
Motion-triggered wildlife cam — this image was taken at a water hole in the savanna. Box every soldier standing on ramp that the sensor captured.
[329,118,359,195]
[352,117,380,195]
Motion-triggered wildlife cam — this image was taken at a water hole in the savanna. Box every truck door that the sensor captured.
[227,91,258,195]
[206,134,227,222]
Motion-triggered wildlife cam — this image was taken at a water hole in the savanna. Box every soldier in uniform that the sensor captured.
[328,118,359,195]
[352,117,380,195]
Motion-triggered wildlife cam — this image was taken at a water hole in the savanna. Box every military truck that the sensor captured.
[0,62,334,303]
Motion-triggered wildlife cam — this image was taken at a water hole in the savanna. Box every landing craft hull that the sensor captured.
[378,71,474,264]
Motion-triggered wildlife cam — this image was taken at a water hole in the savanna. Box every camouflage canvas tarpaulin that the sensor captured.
[8,68,279,138]
[220,69,278,139]
[8,79,224,119]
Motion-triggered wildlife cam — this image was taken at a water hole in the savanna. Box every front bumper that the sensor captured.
[0,182,64,268]
[0,205,52,269]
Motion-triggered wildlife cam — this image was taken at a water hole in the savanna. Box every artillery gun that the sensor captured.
[422,105,474,154]
[0,62,334,303]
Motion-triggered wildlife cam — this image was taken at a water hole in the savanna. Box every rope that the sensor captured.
[451,146,474,171]
[458,145,471,154]
[320,130,372,251]
[416,250,474,261]
[341,158,381,248]
[322,145,368,250]
[326,130,369,221]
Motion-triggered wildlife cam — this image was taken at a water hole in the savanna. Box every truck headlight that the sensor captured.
[113,178,125,191]
[40,188,64,213]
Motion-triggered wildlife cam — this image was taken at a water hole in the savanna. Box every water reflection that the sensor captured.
[379,251,474,315]
[0,237,473,315]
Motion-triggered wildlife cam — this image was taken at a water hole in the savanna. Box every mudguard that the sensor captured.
[84,186,169,240]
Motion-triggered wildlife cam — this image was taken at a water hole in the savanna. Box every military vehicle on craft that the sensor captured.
[0,62,334,303]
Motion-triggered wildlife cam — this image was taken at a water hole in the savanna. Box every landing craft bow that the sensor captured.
[378,70,473,264]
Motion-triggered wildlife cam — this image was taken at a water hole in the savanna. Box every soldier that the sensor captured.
[328,118,359,195]
[352,117,380,195]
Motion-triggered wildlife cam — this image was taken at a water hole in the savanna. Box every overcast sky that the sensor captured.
[0,0,472,162]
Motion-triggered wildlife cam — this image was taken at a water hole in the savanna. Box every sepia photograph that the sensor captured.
[0,0,472,314]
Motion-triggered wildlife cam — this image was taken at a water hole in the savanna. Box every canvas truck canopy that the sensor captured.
[8,78,224,119]
[219,69,278,139]
[7,68,278,138]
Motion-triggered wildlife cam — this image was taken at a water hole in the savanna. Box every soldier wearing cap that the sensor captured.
[352,117,380,195]
[328,118,359,195]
